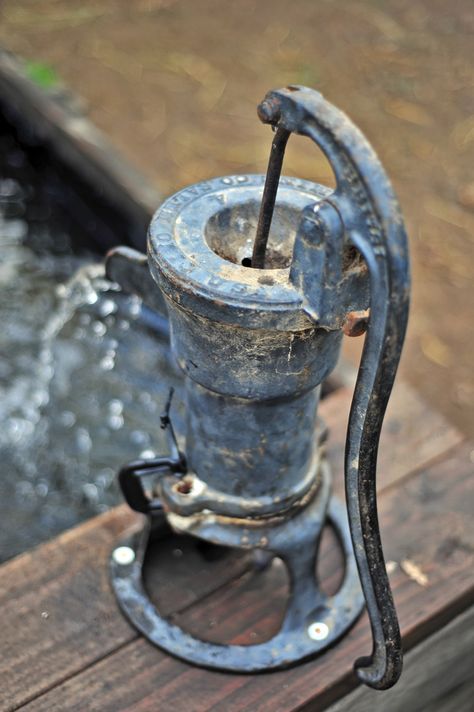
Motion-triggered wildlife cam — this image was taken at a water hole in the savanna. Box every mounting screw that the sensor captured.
[307,621,329,641]
[113,546,135,565]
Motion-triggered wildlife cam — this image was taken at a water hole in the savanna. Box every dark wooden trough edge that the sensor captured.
[0,47,159,250]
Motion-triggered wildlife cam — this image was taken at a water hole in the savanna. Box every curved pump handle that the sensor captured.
[257,86,410,690]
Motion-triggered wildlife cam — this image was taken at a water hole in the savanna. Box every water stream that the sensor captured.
[0,140,182,562]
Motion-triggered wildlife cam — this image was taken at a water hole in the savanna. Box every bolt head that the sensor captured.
[113,546,135,566]
[307,621,329,641]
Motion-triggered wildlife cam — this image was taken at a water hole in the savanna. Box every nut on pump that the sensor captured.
[106,86,410,690]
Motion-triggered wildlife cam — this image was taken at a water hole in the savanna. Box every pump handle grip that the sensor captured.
[257,86,410,690]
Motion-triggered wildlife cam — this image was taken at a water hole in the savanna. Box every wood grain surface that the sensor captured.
[326,606,474,712]
[0,383,470,712]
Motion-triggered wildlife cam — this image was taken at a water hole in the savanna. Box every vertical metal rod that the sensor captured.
[252,127,290,269]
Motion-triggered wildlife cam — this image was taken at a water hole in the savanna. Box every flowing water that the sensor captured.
[0,135,182,562]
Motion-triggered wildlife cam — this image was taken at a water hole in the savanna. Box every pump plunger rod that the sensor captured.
[252,127,290,268]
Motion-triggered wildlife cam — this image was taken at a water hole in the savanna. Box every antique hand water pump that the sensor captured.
[107,86,410,690]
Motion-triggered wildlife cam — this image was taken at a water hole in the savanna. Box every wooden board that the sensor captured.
[326,605,474,712]
[0,383,470,712]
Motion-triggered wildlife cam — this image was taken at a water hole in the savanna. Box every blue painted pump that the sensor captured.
[106,86,410,690]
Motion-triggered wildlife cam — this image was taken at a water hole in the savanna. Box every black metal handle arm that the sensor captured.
[119,455,186,514]
[344,230,407,689]
[257,86,410,689]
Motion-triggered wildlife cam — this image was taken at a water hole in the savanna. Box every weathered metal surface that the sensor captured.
[110,482,364,672]
[109,86,410,690]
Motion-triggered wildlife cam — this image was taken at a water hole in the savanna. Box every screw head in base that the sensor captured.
[307,621,329,641]
[113,546,136,566]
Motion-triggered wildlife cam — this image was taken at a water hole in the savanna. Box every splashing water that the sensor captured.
[0,177,182,561]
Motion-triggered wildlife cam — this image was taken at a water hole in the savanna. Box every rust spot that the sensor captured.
[176,479,193,495]
[257,96,281,124]
[343,310,370,337]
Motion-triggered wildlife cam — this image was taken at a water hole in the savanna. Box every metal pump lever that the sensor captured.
[256,86,410,690]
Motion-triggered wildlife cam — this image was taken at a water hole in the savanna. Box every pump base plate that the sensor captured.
[110,491,364,672]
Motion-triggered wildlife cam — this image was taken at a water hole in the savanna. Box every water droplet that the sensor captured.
[32,389,48,408]
[100,354,115,371]
[36,481,49,497]
[130,430,149,446]
[96,468,114,488]
[99,298,117,317]
[83,482,98,502]
[108,399,123,415]
[59,410,76,427]
[75,428,92,453]
[107,414,124,430]
[139,449,156,459]
[2,218,27,240]
[128,296,141,317]
[85,290,99,306]
[92,321,107,337]
[7,418,35,443]
[0,177,20,197]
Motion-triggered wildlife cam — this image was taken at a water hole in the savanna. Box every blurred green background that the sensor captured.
[1,0,473,435]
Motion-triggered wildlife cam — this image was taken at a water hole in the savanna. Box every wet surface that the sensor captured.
[1,0,471,434]
[0,124,182,561]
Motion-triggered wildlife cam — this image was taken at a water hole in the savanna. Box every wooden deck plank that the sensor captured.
[19,443,474,712]
[323,379,463,492]
[0,509,250,712]
[325,605,474,712]
[0,383,465,711]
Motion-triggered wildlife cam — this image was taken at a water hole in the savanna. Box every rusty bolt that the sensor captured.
[176,479,193,495]
[343,310,370,337]
[257,97,281,125]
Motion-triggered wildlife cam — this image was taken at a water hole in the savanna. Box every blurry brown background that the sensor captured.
[1,0,472,436]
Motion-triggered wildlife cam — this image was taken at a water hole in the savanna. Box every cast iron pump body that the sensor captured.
[107,86,410,690]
